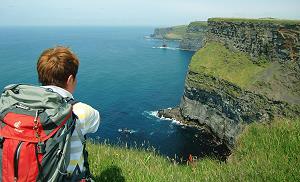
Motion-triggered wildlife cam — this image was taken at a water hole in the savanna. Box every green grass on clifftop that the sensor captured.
[164,25,187,40]
[208,17,300,25]
[189,42,269,88]
[87,118,300,181]
[188,21,208,27]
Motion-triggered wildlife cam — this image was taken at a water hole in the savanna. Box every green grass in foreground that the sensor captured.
[189,42,269,88]
[88,118,300,182]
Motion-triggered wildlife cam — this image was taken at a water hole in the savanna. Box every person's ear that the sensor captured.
[67,75,75,85]
[66,75,76,93]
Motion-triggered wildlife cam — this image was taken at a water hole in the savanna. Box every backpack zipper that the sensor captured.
[14,141,23,182]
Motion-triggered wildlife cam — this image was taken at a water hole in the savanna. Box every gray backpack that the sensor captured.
[0,84,90,182]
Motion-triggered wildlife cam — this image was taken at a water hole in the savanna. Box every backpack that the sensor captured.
[0,84,91,182]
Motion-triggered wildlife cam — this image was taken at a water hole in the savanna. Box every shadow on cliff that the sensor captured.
[94,165,125,182]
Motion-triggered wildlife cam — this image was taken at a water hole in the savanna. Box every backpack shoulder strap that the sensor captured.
[66,98,92,180]
[66,98,85,145]
[66,97,79,105]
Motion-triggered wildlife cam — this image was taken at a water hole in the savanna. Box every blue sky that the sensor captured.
[0,0,299,26]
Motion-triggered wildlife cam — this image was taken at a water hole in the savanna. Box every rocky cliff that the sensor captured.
[150,25,187,40]
[159,18,300,150]
[151,21,208,51]
[207,18,300,64]
[180,21,208,51]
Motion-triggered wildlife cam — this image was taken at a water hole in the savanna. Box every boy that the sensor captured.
[37,46,100,180]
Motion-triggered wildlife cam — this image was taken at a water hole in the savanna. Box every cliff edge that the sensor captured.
[159,18,300,150]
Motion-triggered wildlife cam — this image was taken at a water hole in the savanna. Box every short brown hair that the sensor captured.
[37,46,79,88]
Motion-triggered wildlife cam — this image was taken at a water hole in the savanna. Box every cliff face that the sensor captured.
[207,18,300,63]
[159,18,300,149]
[180,68,299,147]
[151,27,173,39]
[150,25,187,40]
[180,21,208,51]
[150,21,208,51]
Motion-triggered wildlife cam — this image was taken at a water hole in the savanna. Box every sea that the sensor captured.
[0,27,223,162]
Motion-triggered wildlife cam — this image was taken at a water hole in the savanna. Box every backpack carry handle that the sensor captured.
[3,84,21,93]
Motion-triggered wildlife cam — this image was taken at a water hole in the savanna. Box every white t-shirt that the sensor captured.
[43,86,100,173]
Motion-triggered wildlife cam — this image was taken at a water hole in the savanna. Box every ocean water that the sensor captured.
[0,27,222,161]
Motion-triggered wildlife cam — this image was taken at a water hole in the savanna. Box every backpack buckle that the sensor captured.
[37,142,46,154]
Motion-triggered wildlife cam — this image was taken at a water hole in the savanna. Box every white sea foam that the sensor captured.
[152,46,181,50]
[118,128,137,134]
[149,111,159,117]
[142,110,159,119]
[143,110,188,127]
[171,120,182,125]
